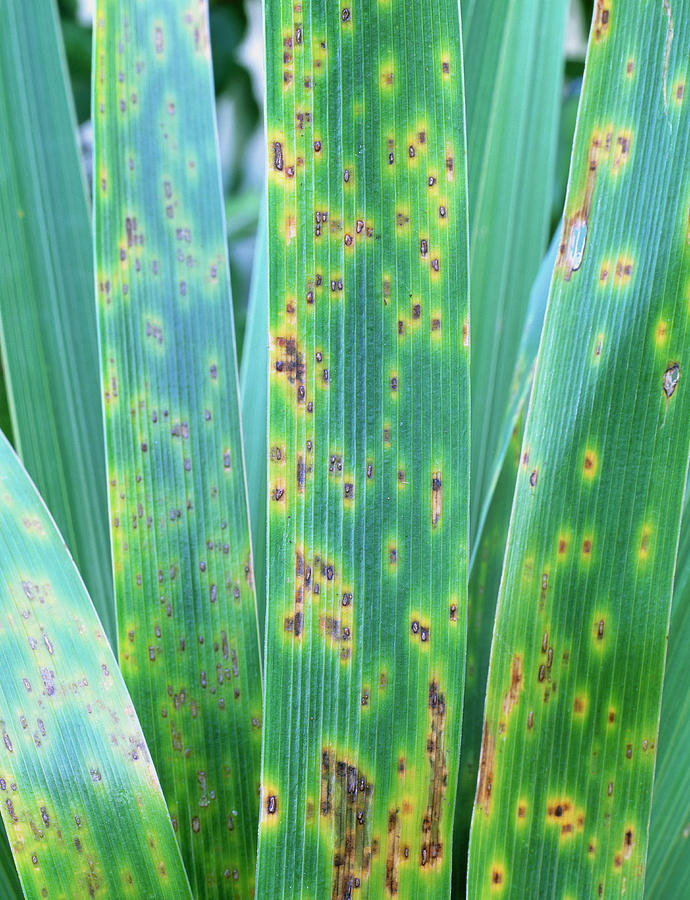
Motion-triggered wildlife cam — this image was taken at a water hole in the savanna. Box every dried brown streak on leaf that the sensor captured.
[476,721,495,816]
[320,748,374,899]
[431,472,442,528]
[557,132,605,281]
[385,808,401,895]
[421,681,447,869]
[502,654,523,719]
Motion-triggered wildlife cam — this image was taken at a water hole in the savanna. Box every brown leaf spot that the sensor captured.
[476,722,495,816]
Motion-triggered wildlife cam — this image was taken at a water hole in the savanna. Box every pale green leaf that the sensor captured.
[93,3,263,895]
[0,0,115,647]
[0,431,191,899]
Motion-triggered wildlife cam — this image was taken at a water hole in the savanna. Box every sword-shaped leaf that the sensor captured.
[0,432,191,899]
[0,0,114,647]
[454,418,523,895]
[463,0,569,546]
[257,1,470,896]
[93,3,262,895]
[468,3,690,897]
[0,825,21,900]
[240,207,269,651]
[646,506,690,899]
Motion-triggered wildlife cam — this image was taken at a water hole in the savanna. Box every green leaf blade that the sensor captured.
[93,3,263,895]
[258,2,469,897]
[240,206,269,653]
[454,418,523,893]
[467,3,690,898]
[646,507,690,898]
[463,0,569,545]
[0,0,115,647]
[0,432,191,899]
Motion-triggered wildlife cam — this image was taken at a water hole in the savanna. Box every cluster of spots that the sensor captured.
[593,1,611,42]
[181,4,211,61]
[598,254,633,287]
[558,128,632,281]
[283,549,353,661]
[272,335,306,404]
[261,4,468,896]
[420,681,447,868]
[537,631,557,699]
[545,798,585,840]
[320,749,373,899]
[410,616,431,645]
[93,6,267,895]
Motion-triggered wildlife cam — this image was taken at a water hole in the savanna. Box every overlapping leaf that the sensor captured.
[646,505,690,899]
[240,207,269,650]
[0,432,191,899]
[93,3,262,895]
[454,418,523,893]
[468,3,690,897]
[257,1,469,896]
[462,0,568,546]
[0,0,114,646]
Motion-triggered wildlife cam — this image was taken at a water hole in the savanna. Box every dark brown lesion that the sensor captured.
[385,809,401,894]
[593,0,611,41]
[283,609,303,638]
[320,748,374,899]
[283,548,308,639]
[273,335,306,404]
[420,681,447,868]
[319,613,352,661]
[476,721,495,816]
